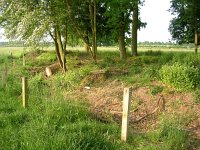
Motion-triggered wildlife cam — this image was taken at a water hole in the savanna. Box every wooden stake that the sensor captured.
[121,87,132,142]
[22,77,28,108]
[23,53,25,66]
[2,63,8,88]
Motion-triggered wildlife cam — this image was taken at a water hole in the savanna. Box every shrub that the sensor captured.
[159,63,200,90]
[172,53,200,69]
[52,65,96,90]
[36,52,57,63]
[150,85,163,95]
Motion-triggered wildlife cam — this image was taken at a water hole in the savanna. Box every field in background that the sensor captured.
[0,45,196,57]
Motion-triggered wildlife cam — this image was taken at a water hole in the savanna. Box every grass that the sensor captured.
[0,46,200,149]
[0,74,129,150]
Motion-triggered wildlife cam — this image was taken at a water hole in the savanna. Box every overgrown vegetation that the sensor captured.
[0,49,200,149]
[159,62,200,91]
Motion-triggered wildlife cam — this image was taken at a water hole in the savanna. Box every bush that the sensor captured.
[172,53,200,69]
[51,64,96,90]
[36,52,57,63]
[159,63,200,90]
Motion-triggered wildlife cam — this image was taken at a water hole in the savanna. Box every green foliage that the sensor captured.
[0,61,131,150]
[143,50,162,56]
[2,74,21,97]
[36,52,57,63]
[1,49,200,150]
[133,114,191,150]
[52,64,96,90]
[159,63,200,90]
[150,85,163,95]
[169,0,200,44]
[172,53,200,69]
[158,52,174,65]
[26,51,57,67]
[0,55,8,64]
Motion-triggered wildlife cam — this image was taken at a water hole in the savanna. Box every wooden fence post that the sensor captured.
[23,53,25,66]
[22,77,28,108]
[2,63,8,88]
[121,87,132,142]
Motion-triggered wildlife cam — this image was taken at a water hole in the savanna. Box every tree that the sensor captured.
[169,0,200,53]
[131,0,138,56]
[89,0,97,62]
[0,0,68,72]
[65,0,98,62]
[105,0,132,59]
[104,0,145,59]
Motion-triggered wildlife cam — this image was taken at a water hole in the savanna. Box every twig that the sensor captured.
[133,107,159,123]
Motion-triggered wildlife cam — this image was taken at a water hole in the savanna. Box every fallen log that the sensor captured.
[45,63,60,77]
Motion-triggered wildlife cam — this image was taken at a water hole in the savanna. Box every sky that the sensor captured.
[0,0,173,43]
[138,0,173,42]
[0,28,7,42]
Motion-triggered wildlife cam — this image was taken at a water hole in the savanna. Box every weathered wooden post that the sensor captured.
[121,87,132,142]
[22,77,28,108]
[23,53,26,66]
[2,63,8,88]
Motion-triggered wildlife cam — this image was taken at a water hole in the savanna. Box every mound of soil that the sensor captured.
[68,79,200,140]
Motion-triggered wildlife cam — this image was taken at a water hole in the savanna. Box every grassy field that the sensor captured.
[0,45,196,56]
[0,46,200,149]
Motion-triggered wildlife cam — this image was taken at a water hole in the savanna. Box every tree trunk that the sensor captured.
[63,22,68,52]
[118,15,126,60]
[84,30,90,52]
[195,30,198,53]
[118,32,126,59]
[50,29,63,70]
[55,27,67,73]
[93,0,97,62]
[54,38,63,69]
[89,0,97,62]
[131,0,138,56]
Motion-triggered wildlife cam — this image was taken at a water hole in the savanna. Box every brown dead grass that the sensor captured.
[67,79,200,140]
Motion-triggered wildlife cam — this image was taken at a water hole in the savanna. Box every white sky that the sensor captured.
[0,0,173,43]
[0,28,7,42]
[138,0,173,42]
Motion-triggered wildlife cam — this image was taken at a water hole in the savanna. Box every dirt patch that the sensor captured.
[68,79,200,140]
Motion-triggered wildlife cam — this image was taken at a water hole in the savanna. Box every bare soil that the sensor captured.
[68,79,200,143]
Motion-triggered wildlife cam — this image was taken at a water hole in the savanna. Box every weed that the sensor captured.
[136,114,191,150]
[150,85,163,95]
[159,62,200,91]
[0,48,199,150]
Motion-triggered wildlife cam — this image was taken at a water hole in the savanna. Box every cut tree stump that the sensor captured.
[45,63,60,77]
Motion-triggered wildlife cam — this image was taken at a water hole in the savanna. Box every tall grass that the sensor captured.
[0,74,131,150]
[1,50,199,149]
[0,60,132,149]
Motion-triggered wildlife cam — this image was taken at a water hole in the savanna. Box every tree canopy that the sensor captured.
[169,0,200,51]
[0,0,145,68]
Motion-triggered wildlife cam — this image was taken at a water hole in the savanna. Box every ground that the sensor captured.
[2,48,200,149]
[66,77,200,149]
